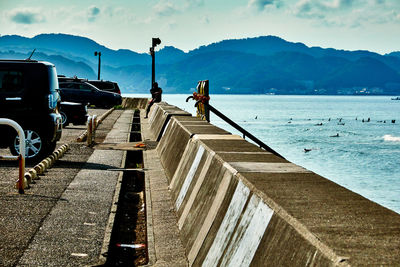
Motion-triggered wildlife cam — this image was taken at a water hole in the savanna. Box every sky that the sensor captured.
[0,0,399,54]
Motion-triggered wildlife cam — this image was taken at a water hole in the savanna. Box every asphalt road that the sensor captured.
[0,108,121,267]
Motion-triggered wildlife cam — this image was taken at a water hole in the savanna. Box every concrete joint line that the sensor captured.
[227,162,312,173]
[223,162,238,176]
[192,134,242,140]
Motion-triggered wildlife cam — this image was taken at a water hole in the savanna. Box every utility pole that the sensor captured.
[150,38,161,87]
[94,51,101,80]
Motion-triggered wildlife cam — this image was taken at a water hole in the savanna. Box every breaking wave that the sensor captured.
[383,135,400,142]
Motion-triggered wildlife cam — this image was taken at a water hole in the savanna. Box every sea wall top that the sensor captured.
[146,101,400,266]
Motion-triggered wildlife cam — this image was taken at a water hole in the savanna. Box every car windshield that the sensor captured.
[90,81,113,89]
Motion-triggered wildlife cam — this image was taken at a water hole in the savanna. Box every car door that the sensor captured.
[77,82,96,105]
[59,82,78,102]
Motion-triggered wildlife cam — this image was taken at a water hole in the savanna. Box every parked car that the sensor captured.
[0,59,62,162]
[58,77,122,108]
[59,102,88,127]
[87,80,121,95]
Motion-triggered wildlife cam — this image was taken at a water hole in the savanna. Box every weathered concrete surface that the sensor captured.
[0,108,118,267]
[146,102,400,266]
[121,97,148,109]
[147,102,192,142]
[155,114,230,182]
[16,110,132,267]
[142,108,188,266]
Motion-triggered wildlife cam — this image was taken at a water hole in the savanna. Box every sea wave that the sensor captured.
[383,135,400,142]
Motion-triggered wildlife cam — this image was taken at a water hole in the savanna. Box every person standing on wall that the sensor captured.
[145,82,162,118]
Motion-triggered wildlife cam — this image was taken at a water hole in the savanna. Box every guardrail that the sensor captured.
[0,118,26,193]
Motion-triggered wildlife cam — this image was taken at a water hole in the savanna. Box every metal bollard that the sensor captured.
[87,116,93,146]
[92,115,97,143]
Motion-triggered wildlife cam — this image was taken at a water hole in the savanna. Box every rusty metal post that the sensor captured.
[18,154,25,193]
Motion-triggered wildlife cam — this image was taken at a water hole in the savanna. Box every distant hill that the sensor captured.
[0,50,97,79]
[0,34,149,67]
[387,51,400,58]
[1,33,399,95]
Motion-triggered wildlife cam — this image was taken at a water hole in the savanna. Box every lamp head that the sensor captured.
[152,38,161,47]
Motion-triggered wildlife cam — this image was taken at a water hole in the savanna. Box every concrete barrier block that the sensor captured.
[28,169,38,180]
[52,151,60,160]
[148,103,192,141]
[42,158,50,169]
[157,116,232,181]
[24,172,32,185]
[33,164,42,175]
[38,162,46,173]
[122,97,148,109]
[157,119,193,180]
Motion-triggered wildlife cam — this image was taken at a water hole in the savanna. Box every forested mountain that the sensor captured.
[1,34,399,95]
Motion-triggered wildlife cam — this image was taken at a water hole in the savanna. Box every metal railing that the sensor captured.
[0,119,26,193]
[186,96,284,159]
[206,103,284,158]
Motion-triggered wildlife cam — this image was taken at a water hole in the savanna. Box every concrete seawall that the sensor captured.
[147,102,400,266]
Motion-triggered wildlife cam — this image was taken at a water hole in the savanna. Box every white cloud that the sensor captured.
[153,1,181,16]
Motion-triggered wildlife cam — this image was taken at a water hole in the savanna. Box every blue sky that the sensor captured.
[0,0,399,54]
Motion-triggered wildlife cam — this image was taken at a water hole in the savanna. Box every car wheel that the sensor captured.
[10,129,47,162]
[60,111,69,127]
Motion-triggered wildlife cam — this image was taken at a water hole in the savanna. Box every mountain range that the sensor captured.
[0,33,399,95]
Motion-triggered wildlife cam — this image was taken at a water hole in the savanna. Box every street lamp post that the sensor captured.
[94,51,101,80]
[150,38,161,88]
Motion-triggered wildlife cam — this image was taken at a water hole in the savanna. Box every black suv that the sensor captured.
[87,80,121,95]
[58,77,122,108]
[0,60,62,161]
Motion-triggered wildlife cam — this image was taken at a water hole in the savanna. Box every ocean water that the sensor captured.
[126,94,400,214]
